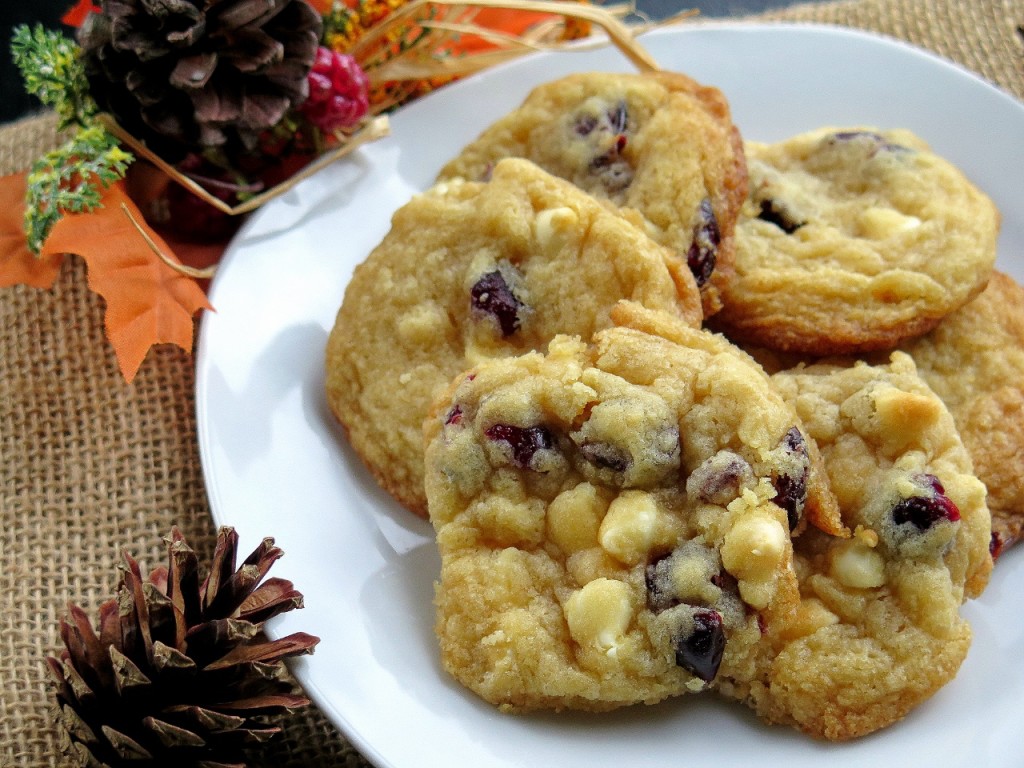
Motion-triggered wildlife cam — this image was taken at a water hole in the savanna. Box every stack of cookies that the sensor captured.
[324,70,1020,741]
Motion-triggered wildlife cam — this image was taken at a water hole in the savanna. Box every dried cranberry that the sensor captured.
[892,493,961,530]
[915,473,945,495]
[828,131,908,155]
[574,101,633,193]
[756,612,768,636]
[772,427,809,530]
[674,608,725,682]
[589,155,633,193]
[471,270,524,337]
[756,198,805,234]
[607,101,628,134]
[578,441,630,473]
[574,114,599,136]
[831,130,887,143]
[484,424,554,469]
[687,198,720,287]
[646,542,723,613]
[687,451,754,506]
[991,531,1004,560]
[444,405,463,426]
[645,554,675,613]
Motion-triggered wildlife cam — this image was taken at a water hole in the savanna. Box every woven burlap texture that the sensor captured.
[1,0,1021,765]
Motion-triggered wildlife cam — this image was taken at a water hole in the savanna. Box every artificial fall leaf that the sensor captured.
[39,180,214,382]
[0,172,64,289]
[305,0,336,13]
[61,0,101,28]
[445,8,574,55]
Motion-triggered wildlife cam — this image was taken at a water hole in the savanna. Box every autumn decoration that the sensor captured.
[48,526,318,767]
[1,0,633,381]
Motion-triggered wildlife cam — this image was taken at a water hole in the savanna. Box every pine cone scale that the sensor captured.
[207,541,282,618]
[62,604,111,690]
[56,700,101,748]
[171,52,219,89]
[143,715,206,749]
[212,0,290,30]
[186,618,258,668]
[237,577,303,624]
[210,693,311,711]
[53,656,97,709]
[204,631,318,672]
[109,646,151,694]
[139,0,204,24]
[168,704,247,732]
[101,723,152,760]
[202,526,240,610]
[151,640,197,672]
[192,86,243,126]
[222,30,284,73]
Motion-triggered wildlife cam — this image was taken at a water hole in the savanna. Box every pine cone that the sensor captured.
[78,0,323,160]
[47,527,319,768]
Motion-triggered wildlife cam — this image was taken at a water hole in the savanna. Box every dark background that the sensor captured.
[0,0,801,125]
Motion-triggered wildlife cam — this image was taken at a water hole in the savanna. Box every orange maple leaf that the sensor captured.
[61,0,101,27]
[305,0,337,13]
[0,172,65,289]
[40,181,214,382]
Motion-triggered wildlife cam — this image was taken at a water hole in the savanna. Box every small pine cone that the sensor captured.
[78,0,323,160]
[47,527,319,768]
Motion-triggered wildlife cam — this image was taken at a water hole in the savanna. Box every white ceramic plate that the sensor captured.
[196,23,1024,768]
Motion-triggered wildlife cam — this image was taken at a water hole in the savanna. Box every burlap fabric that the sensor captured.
[1,0,1020,765]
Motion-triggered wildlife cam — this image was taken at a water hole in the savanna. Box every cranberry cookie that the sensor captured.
[325,158,702,516]
[423,314,838,712]
[900,270,1024,559]
[712,128,999,354]
[739,353,993,740]
[437,71,748,316]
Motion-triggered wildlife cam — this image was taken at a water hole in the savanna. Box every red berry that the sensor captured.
[300,48,370,133]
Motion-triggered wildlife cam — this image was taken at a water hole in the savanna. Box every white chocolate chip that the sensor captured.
[547,483,607,553]
[533,206,578,251]
[829,539,886,589]
[872,386,942,436]
[563,578,633,655]
[858,207,921,239]
[721,513,787,582]
[598,490,668,566]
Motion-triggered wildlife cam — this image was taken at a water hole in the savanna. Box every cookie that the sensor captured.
[734,353,993,740]
[900,270,1024,559]
[437,70,748,316]
[423,314,839,713]
[325,158,702,516]
[711,127,999,354]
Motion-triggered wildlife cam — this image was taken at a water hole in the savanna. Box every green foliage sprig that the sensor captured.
[10,24,134,253]
[11,24,95,129]
[25,126,133,253]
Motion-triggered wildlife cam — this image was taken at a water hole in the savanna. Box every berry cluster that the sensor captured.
[301,47,370,134]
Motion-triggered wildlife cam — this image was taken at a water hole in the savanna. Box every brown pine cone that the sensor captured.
[47,527,319,768]
[79,0,323,161]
